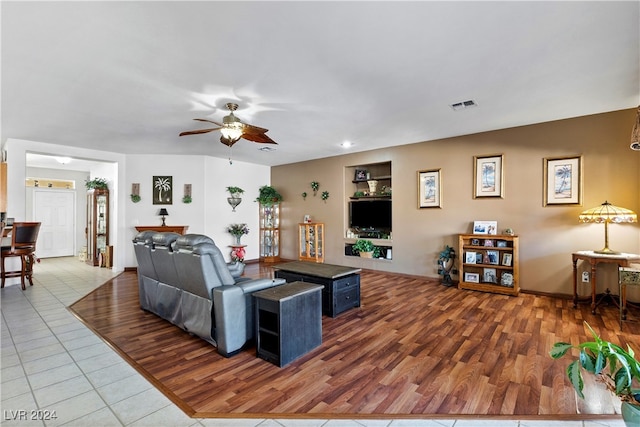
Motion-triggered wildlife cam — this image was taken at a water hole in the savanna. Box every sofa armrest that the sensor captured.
[227,261,245,279]
[212,285,246,357]
[236,277,285,294]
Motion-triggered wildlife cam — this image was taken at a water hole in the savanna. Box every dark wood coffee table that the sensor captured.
[272,261,361,317]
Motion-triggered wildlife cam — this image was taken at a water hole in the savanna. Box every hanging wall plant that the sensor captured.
[302,192,307,200]
[182,195,192,204]
[321,191,330,202]
[311,181,319,196]
[130,194,141,203]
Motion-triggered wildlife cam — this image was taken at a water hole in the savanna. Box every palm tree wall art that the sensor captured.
[153,176,173,205]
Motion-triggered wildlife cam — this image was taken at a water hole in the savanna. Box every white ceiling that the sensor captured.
[3,1,639,168]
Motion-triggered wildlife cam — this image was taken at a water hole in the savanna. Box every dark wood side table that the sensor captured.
[253,281,324,367]
[134,225,189,234]
[273,261,361,317]
[572,251,640,314]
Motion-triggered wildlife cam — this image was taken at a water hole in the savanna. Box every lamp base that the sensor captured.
[594,247,620,255]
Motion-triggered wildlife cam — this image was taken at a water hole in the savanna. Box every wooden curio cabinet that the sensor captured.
[259,203,280,262]
[298,223,324,263]
[86,188,109,266]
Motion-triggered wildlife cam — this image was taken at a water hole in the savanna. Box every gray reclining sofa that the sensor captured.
[132,231,285,357]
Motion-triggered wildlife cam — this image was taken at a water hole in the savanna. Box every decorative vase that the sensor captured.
[234,235,242,245]
[367,180,378,194]
[622,402,640,426]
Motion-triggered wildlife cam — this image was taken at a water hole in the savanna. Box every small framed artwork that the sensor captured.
[501,272,514,286]
[496,240,508,248]
[502,253,513,267]
[418,169,442,208]
[486,250,499,265]
[473,154,504,198]
[465,272,480,283]
[471,238,481,246]
[483,268,497,283]
[473,220,498,235]
[483,239,495,247]
[354,169,368,181]
[465,251,477,264]
[543,155,583,206]
[153,176,173,205]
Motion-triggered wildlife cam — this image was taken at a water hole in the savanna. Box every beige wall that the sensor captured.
[272,108,640,296]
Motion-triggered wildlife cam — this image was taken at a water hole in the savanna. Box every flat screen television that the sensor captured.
[349,200,391,230]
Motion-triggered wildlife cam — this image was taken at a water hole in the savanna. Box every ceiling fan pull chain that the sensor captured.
[228,145,233,165]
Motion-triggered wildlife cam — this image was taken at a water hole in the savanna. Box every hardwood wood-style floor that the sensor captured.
[68,263,640,419]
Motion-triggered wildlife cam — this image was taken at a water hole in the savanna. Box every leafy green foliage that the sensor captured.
[549,322,640,404]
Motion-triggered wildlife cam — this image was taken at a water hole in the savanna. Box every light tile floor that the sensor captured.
[0,257,627,427]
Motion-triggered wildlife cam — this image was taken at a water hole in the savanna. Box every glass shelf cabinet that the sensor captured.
[298,223,324,263]
[86,188,109,266]
[259,203,280,263]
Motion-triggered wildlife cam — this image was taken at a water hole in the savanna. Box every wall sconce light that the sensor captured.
[158,208,169,226]
[579,201,637,254]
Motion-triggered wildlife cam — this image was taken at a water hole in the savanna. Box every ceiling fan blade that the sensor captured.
[193,118,224,127]
[179,127,221,136]
[241,123,269,135]
[241,132,277,144]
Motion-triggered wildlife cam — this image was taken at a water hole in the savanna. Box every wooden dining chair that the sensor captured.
[1,222,41,290]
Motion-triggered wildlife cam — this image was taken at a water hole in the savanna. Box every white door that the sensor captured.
[33,190,76,258]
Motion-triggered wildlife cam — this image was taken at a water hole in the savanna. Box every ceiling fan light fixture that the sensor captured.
[220,123,243,142]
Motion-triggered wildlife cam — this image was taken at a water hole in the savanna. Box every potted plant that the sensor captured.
[438,245,456,286]
[550,321,640,425]
[255,185,283,206]
[85,177,108,190]
[353,239,375,258]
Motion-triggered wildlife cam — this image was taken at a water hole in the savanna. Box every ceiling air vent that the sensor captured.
[450,100,477,111]
[259,146,276,152]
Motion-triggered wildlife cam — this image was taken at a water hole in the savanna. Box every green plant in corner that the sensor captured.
[85,177,108,190]
[550,321,640,407]
[255,185,283,206]
[130,194,141,203]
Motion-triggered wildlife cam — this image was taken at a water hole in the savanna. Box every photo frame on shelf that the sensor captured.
[465,251,477,264]
[496,240,508,248]
[418,169,442,208]
[483,268,498,283]
[354,169,368,181]
[486,250,499,265]
[476,253,483,264]
[473,220,498,235]
[473,154,504,198]
[152,176,172,205]
[471,238,481,246]
[502,253,513,267]
[483,239,495,247]
[464,272,480,283]
[543,155,583,206]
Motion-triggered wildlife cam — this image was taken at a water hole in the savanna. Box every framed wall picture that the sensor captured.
[418,169,442,208]
[543,155,583,206]
[473,154,504,198]
[153,176,173,205]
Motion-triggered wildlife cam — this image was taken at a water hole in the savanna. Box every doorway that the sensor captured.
[33,189,76,258]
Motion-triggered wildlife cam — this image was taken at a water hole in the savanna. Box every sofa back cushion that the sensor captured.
[132,231,158,280]
[150,232,182,287]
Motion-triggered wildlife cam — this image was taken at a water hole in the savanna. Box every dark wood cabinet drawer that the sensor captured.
[334,286,360,315]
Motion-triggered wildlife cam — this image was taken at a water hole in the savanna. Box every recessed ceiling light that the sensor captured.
[450,100,478,111]
[341,141,352,148]
[258,146,276,152]
[56,157,72,164]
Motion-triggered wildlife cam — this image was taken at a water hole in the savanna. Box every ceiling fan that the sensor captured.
[179,103,277,148]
